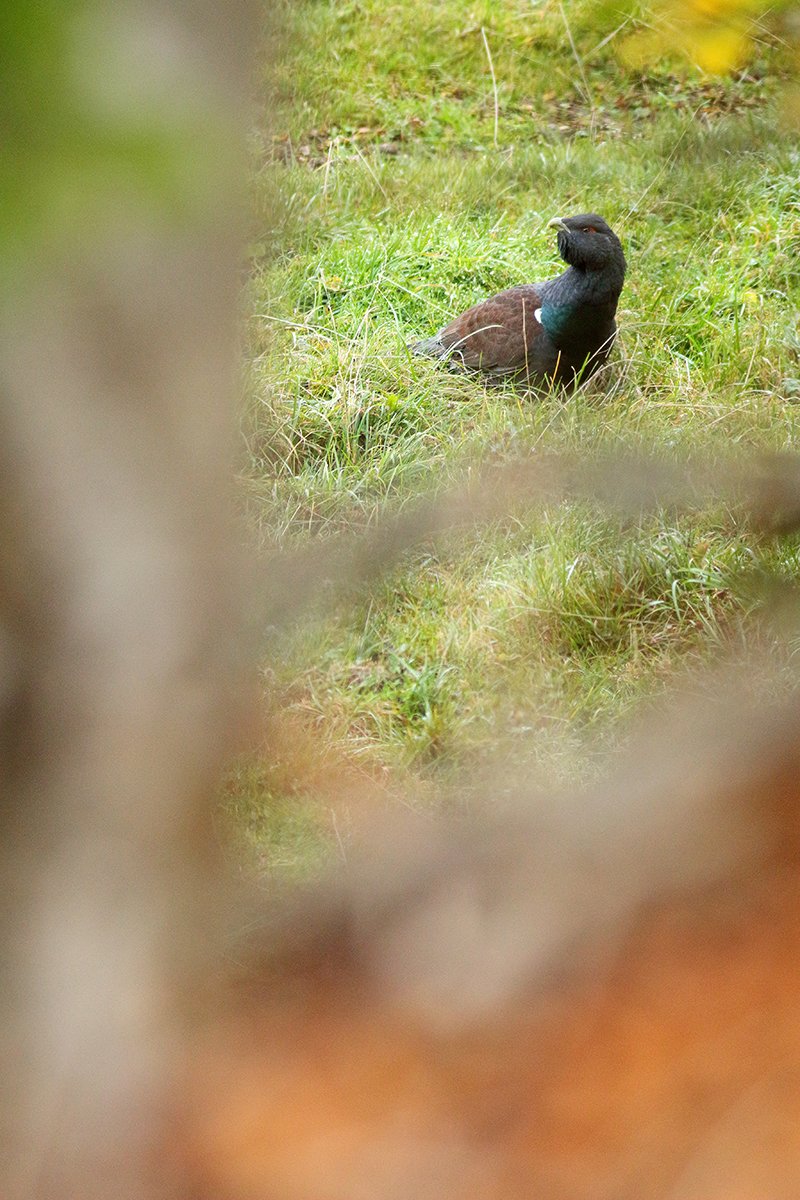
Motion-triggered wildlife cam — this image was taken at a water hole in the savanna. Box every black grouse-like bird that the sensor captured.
[411,213,626,390]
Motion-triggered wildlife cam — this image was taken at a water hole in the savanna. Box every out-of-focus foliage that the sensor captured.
[616,0,794,75]
[0,0,237,285]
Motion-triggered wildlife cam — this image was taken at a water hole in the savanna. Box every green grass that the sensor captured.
[225,0,800,876]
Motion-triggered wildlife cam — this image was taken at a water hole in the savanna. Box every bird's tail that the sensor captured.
[410,336,448,358]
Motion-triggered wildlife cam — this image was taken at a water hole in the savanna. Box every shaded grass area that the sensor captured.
[226,0,800,876]
[263,0,778,156]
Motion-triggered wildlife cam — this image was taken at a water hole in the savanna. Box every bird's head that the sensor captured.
[547,213,625,275]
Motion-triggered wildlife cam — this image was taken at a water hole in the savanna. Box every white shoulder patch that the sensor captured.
[534,308,542,324]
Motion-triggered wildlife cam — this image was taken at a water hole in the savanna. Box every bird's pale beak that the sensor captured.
[547,217,568,233]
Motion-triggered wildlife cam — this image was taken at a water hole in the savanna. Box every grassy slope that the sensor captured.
[228,0,800,875]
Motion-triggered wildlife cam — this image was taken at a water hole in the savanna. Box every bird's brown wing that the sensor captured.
[438,286,547,374]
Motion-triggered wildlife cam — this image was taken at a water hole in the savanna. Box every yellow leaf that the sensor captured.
[691,24,750,73]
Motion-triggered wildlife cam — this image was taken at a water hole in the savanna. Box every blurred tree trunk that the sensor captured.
[0,3,257,1196]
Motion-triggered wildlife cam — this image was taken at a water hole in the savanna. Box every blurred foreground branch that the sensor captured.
[260,448,800,628]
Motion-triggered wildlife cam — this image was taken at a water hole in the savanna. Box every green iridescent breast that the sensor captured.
[538,302,576,343]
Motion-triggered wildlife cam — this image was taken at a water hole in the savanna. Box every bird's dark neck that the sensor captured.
[538,262,624,348]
